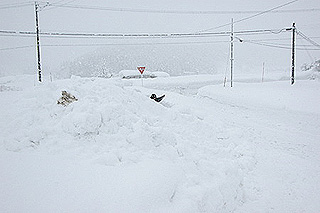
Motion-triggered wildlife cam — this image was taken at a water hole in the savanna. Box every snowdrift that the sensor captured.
[1,74,319,212]
[0,75,255,212]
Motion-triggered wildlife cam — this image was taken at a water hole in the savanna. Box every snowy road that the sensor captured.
[195,83,320,212]
[0,75,320,212]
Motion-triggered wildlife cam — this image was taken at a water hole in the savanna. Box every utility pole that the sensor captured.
[262,62,265,83]
[34,1,42,82]
[291,22,296,85]
[230,18,234,87]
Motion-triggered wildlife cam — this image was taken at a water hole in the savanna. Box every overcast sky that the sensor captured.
[0,0,319,77]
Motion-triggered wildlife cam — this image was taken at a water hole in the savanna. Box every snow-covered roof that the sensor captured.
[152,71,170,78]
[119,70,154,79]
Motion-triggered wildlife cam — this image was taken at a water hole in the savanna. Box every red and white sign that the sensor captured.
[137,66,146,74]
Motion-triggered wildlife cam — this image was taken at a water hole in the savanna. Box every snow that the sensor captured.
[0,73,320,212]
[118,70,169,79]
[198,81,320,114]
[119,69,155,79]
[152,71,170,78]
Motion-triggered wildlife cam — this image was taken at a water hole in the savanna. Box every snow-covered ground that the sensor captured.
[0,72,320,212]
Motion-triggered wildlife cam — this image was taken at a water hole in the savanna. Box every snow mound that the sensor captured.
[198,80,320,115]
[152,71,170,78]
[0,75,258,212]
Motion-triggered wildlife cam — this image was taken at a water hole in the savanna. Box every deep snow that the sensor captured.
[0,73,320,212]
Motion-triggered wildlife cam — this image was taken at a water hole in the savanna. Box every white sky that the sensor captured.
[0,0,319,76]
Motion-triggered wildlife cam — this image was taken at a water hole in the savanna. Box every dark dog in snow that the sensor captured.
[150,94,165,102]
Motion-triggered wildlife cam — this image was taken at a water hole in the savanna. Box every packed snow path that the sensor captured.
[0,75,319,212]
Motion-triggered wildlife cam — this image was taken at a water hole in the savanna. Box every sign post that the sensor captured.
[137,66,145,86]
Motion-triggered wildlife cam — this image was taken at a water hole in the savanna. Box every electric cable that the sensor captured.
[0,28,291,39]
[43,2,318,14]
[0,40,230,51]
[43,0,78,11]
[0,45,34,51]
[296,30,320,48]
[245,40,320,50]
[297,31,316,62]
[0,2,33,10]
[198,0,299,32]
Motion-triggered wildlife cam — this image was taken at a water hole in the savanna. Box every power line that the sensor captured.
[43,40,230,46]
[0,28,290,39]
[53,0,78,5]
[42,2,319,14]
[0,45,34,51]
[245,40,320,50]
[0,40,231,51]
[0,2,33,10]
[3,37,319,51]
[298,33,316,62]
[0,34,36,38]
[0,32,225,39]
[198,0,299,32]
[0,1,33,7]
[245,40,316,47]
[43,0,78,11]
[296,30,320,48]
[249,36,320,42]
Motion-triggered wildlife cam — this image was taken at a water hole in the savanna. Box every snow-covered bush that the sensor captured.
[301,59,320,72]
[301,63,313,72]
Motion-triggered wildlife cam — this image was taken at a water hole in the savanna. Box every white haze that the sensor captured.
[0,0,319,78]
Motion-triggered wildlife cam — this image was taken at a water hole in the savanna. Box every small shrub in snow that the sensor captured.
[301,59,320,72]
[57,91,78,106]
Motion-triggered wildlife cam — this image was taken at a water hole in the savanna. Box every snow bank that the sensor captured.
[198,80,320,115]
[152,71,170,78]
[0,151,183,212]
[197,79,320,212]
[0,75,255,212]
[1,74,319,212]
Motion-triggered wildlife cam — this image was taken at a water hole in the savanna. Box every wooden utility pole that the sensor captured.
[35,2,42,82]
[291,22,296,85]
[230,18,234,87]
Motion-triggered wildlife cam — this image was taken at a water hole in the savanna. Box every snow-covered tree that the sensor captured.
[57,44,222,78]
